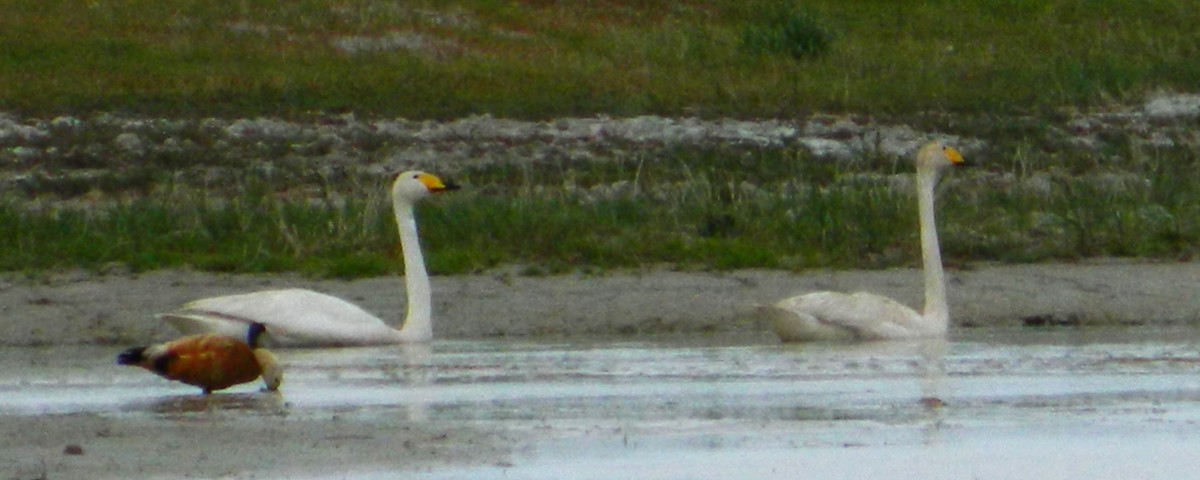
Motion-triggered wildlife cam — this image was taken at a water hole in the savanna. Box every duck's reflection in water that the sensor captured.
[120,390,287,417]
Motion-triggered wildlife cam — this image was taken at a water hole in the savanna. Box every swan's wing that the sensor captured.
[774,291,923,340]
[758,303,857,342]
[159,311,251,339]
[160,289,400,347]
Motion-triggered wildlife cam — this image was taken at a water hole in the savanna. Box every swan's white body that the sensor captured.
[160,171,457,347]
[765,141,965,342]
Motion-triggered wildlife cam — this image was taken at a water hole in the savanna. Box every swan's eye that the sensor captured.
[412,174,420,179]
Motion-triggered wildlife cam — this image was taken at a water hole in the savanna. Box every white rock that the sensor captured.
[1144,93,1200,119]
[113,132,144,153]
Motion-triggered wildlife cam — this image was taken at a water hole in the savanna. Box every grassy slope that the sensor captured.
[2,1,1200,277]
[3,0,1199,118]
[4,143,1199,277]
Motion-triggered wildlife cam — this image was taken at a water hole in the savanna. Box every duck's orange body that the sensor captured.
[119,326,278,394]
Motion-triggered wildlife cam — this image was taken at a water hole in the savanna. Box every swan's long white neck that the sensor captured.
[916,166,949,334]
[393,200,433,342]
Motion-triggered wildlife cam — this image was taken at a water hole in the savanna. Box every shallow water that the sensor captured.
[5,327,1200,478]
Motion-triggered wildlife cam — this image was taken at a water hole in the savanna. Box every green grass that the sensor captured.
[4,1,1200,276]
[3,0,1200,117]
[4,143,1199,277]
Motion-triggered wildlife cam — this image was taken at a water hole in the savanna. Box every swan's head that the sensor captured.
[392,171,459,203]
[916,141,966,172]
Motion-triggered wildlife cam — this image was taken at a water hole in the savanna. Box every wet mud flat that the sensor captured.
[4,327,1200,479]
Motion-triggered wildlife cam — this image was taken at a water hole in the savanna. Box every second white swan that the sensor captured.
[159,171,458,347]
[762,141,965,342]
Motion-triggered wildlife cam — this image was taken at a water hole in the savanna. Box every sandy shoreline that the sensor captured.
[3,260,1198,347]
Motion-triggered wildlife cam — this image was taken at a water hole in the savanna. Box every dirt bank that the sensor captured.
[1,408,513,480]
[2,260,1197,347]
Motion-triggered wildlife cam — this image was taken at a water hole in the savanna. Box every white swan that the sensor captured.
[159,171,458,347]
[762,141,965,342]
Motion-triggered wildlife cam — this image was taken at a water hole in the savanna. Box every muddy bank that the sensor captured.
[1,406,512,479]
[2,260,1197,347]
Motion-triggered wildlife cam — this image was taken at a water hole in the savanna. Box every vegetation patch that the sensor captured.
[3,136,1198,277]
[2,2,1200,277]
[3,1,1200,117]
